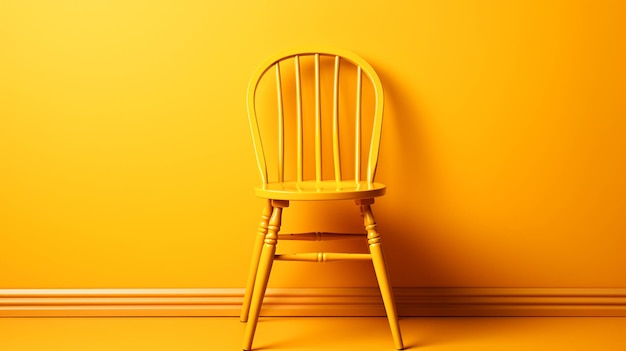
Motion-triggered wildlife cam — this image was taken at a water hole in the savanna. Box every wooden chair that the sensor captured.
[241,47,404,351]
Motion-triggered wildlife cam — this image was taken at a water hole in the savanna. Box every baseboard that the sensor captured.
[395,287,626,317]
[1,287,625,317]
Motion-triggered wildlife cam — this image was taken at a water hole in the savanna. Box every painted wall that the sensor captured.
[1,0,624,289]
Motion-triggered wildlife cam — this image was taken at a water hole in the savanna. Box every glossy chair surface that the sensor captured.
[241,47,403,350]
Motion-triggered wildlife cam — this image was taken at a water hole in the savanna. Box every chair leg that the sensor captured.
[241,200,273,322]
[242,200,288,351]
[358,199,404,350]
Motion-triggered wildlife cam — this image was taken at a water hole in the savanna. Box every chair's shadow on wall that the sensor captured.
[372,67,454,288]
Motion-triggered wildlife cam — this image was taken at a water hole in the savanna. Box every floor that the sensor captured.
[1,317,625,350]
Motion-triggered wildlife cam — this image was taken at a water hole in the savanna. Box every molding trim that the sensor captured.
[1,288,625,317]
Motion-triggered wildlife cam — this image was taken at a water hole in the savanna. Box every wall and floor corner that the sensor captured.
[1,1,625,317]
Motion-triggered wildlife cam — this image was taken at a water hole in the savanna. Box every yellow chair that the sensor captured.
[241,47,404,351]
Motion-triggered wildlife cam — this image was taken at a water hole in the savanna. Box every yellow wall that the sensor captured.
[1,0,625,289]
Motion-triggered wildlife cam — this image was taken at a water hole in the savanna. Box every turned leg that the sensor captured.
[241,200,273,322]
[242,199,288,351]
[358,199,404,350]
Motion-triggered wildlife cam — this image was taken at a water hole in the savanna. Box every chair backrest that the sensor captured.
[247,47,384,187]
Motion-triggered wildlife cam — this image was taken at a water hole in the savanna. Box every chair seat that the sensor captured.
[255,180,386,201]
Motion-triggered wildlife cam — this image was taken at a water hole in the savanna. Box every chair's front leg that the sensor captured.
[242,199,288,351]
[358,199,404,350]
[241,200,272,322]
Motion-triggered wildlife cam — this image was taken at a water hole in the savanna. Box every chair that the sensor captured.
[240,47,404,351]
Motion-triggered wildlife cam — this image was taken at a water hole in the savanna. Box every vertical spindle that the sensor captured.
[332,56,342,182]
[315,54,322,182]
[276,63,284,182]
[355,66,362,182]
[295,55,303,183]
